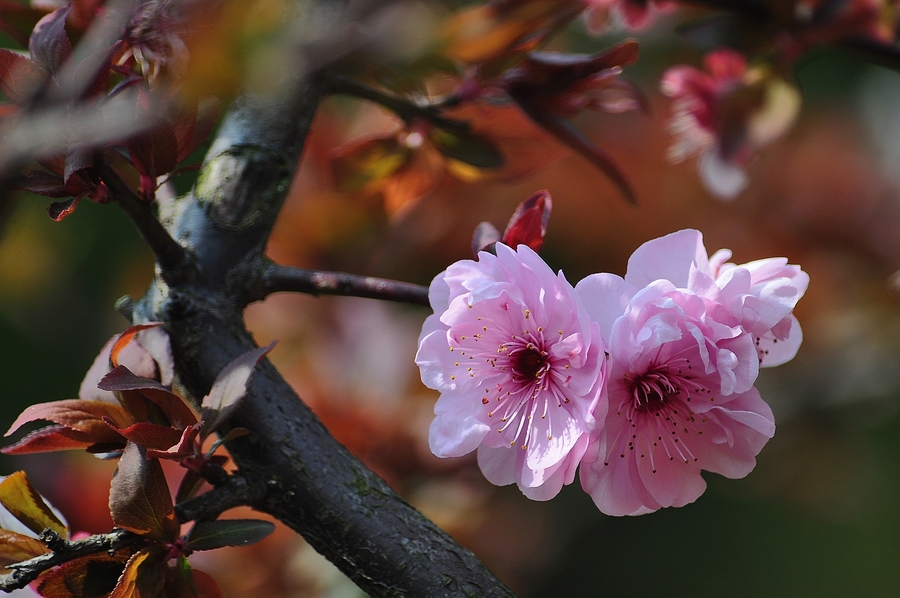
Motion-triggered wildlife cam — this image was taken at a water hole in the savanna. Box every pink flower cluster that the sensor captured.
[416,230,807,515]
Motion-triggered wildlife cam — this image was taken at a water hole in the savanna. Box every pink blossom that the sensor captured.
[582,0,674,33]
[661,49,801,199]
[416,243,606,500]
[576,275,775,516]
[624,229,808,366]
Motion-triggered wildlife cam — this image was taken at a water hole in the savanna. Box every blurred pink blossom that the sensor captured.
[582,0,674,33]
[416,243,606,500]
[661,49,801,199]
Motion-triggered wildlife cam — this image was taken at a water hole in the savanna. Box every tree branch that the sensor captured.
[100,163,194,284]
[325,75,468,132]
[129,6,514,594]
[174,471,265,524]
[248,259,430,306]
[0,529,142,593]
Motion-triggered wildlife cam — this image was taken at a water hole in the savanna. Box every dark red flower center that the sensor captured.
[513,347,547,382]
[629,366,679,413]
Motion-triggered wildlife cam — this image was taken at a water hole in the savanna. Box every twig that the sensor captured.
[251,260,430,307]
[174,471,263,524]
[325,75,468,133]
[100,163,194,283]
[840,35,900,72]
[0,529,142,592]
[0,472,268,593]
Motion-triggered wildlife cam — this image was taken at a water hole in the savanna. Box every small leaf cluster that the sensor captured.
[1,327,277,597]
[0,2,219,218]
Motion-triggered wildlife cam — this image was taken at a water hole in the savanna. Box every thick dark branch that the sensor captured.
[250,260,430,306]
[131,14,513,593]
[100,163,193,283]
[0,529,142,592]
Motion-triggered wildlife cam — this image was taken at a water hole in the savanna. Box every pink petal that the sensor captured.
[625,229,709,289]
[429,411,490,458]
[576,273,636,338]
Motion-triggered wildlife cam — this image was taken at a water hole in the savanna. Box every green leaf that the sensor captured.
[109,442,178,542]
[0,471,67,538]
[428,126,504,169]
[185,519,276,551]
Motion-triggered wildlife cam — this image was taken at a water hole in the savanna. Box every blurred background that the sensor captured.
[3,3,900,597]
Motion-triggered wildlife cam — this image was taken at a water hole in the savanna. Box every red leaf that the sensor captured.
[47,195,81,221]
[64,145,98,196]
[0,529,49,566]
[28,5,72,75]
[0,48,46,104]
[200,343,275,437]
[382,144,443,217]
[108,547,166,598]
[109,442,178,541]
[506,39,641,94]
[2,425,96,455]
[107,421,184,452]
[37,553,129,598]
[5,399,131,440]
[128,121,178,180]
[68,39,117,100]
[146,423,201,461]
[99,366,197,429]
[4,399,132,454]
[502,189,552,252]
[187,569,225,598]
[16,170,69,197]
